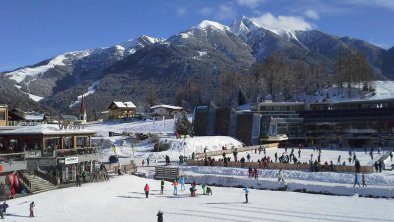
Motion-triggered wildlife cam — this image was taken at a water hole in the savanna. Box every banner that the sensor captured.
[65,156,78,164]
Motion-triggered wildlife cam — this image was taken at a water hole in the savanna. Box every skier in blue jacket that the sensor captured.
[179,176,185,191]
[243,186,249,203]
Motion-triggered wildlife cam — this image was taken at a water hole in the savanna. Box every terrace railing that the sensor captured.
[55,146,103,157]
[0,152,25,163]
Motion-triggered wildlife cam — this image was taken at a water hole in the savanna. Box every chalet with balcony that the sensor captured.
[108,101,136,119]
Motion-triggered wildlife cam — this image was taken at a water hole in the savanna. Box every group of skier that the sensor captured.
[145,176,213,198]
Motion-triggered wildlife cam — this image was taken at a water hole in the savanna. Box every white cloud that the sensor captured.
[176,7,187,17]
[215,4,237,21]
[304,9,319,20]
[235,0,265,8]
[251,13,314,35]
[199,7,214,16]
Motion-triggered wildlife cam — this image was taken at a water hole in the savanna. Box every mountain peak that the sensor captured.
[194,20,230,32]
[230,16,260,35]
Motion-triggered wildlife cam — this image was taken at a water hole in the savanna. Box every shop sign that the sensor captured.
[65,157,78,164]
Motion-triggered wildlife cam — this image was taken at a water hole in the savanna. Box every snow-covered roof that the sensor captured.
[24,114,45,121]
[150,104,183,110]
[0,124,96,136]
[111,101,136,109]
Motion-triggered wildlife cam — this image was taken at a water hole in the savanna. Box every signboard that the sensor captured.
[0,164,2,173]
[65,157,78,165]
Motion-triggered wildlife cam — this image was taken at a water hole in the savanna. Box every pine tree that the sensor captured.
[174,113,192,135]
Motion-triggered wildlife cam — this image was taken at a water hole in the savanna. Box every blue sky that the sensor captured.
[1,0,394,72]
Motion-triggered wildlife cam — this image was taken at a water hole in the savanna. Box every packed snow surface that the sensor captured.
[4,175,394,222]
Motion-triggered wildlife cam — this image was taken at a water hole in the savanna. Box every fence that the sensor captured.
[103,162,137,174]
[186,160,374,173]
[194,143,279,159]
[154,166,180,181]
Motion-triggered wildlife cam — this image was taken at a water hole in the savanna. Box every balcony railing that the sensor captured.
[23,146,103,158]
[0,152,25,163]
[55,146,102,157]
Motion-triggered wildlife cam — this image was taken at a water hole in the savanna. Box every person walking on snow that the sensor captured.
[160,179,165,194]
[142,159,145,167]
[248,166,253,178]
[76,172,81,187]
[29,201,35,217]
[147,157,150,166]
[243,186,249,203]
[278,169,285,182]
[202,184,206,195]
[362,173,367,187]
[179,176,185,191]
[247,153,251,162]
[254,168,258,180]
[353,173,361,187]
[144,183,150,198]
[172,180,179,195]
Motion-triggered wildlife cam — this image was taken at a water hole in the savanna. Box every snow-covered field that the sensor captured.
[3,175,394,222]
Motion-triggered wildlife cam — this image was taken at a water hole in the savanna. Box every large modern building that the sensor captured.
[193,99,394,147]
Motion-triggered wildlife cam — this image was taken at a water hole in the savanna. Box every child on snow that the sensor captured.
[206,186,212,195]
[144,183,150,198]
[202,184,206,195]
[179,176,185,191]
[172,180,178,195]
[278,169,285,182]
[243,186,249,203]
[160,179,165,194]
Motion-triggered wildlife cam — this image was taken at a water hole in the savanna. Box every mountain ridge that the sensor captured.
[1,16,393,116]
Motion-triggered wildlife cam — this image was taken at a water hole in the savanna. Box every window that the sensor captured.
[0,111,5,120]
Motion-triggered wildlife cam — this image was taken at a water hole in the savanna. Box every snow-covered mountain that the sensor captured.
[3,35,163,104]
[1,16,394,115]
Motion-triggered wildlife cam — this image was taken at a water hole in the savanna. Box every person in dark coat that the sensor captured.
[378,160,383,173]
[160,179,165,194]
[29,201,35,217]
[240,157,245,168]
[76,172,81,187]
[157,209,163,222]
[248,167,252,178]
[355,159,360,173]
[374,161,379,172]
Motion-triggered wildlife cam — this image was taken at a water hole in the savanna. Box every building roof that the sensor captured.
[110,101,136,109]
[0,124,96,136]
[9,108,45,121]
[150,104,183,110]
